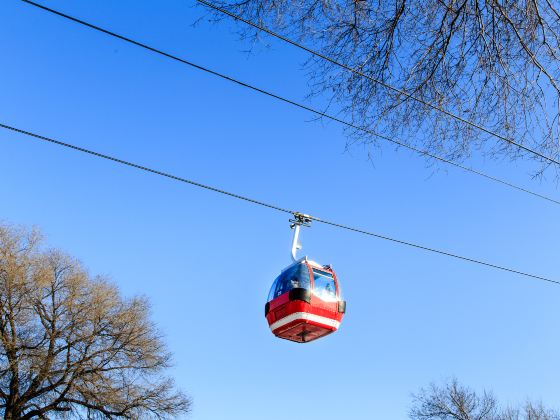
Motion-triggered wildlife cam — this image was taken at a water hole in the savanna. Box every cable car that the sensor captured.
[265,213,346,343]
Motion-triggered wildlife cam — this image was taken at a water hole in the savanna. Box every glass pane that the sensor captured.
[267,277,280,301]
[267,263,311,301]
[312,269,337,302]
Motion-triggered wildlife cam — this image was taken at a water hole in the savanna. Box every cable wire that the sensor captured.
[197,0,560,167]
[1,121,559,286]
[17,0,560,207]
[0,123,293,215]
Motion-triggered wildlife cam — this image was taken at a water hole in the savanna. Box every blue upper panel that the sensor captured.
[267,262,311,301]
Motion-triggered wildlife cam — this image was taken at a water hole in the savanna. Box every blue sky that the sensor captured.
[2,1,560,419]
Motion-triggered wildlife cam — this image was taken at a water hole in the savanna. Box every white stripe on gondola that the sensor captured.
[270,312,340,332]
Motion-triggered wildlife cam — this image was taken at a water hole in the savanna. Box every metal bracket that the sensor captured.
[289,212,312,228]
[289,213,312,262]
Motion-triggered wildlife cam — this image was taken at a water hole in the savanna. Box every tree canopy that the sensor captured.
[210,0,560,175]
[0,223,190,419]
[410,379,559,420]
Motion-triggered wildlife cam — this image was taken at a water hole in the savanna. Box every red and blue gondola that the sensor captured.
[265,257,346,343]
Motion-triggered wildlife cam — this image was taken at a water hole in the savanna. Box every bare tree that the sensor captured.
[410,379,559,420]
[499,402,560,420]
[410,379,498,419]
[208,0,560,175]
[0,223,190,419]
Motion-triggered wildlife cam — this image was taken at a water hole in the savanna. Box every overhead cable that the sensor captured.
[1,121,558,286]
[17,0,560,207]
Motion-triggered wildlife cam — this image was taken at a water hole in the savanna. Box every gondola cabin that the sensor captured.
[265,257,346,343]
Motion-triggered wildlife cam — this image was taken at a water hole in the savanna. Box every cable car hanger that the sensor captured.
[289,212,312,262]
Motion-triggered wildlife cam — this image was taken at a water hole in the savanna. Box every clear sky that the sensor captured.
[2,1,560,419]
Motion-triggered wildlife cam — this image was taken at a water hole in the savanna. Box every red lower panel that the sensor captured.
[266,294,344,343]
[272,318,335,343]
